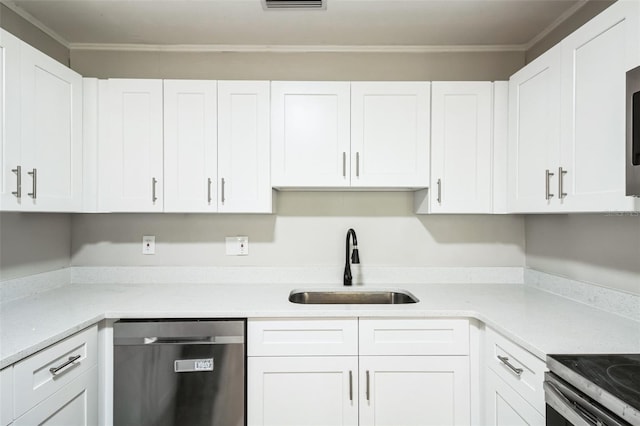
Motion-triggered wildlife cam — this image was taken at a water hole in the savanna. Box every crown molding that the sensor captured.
[523,0,588,51]
[3,0,588,55]
[1,0,70,48]
[68,43,527,53]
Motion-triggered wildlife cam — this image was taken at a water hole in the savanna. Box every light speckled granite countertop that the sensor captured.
[1,281,639,369]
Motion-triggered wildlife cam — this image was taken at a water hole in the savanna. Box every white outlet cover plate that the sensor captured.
[142,235,155,255]
[226,236,248,256]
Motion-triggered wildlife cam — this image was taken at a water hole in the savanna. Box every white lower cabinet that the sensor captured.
[0,367,13,426]
[248,356,358,426]
[359,356,470,426]
[248,318,471,426]
[2,325,98,426]
[485,369,544,426]
[13,367,98,426]
[484,327,546,425]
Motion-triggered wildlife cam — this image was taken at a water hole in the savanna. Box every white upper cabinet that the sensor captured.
[20,43,83,212]
[163,80,218,213]
[217,81,272,213]
[350,82,430,188]
[507,45,562,213]
[271,81,351,188]
[508,0,640,213]
[271,81,430,189]
[0,29,82,212]
[430,82,493,213]
[559,0,640,212]
[0,29,21,211]
[100,79,163,212]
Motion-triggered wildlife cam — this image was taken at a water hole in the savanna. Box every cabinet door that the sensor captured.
[218,81,272,213]
[0,29,21,211]
[248,356,358,426]
[431,82,493,213]
[0,367,13,426]
[100,79,163,212]
[359,356,470,426]
[271,81,350,188]
[20,42,83,212]
[163,80,217,213]
[14,367,97,426]
[560,0,640,212]
[508,45,562,213]
[485,369,544,426]
[350,82,430,188]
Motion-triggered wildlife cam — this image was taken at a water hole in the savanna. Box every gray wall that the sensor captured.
[525,0,614,63]
[526,215,640,295]
[0,4,69,65]
[71,50,524,81]
[0,213,71,280]
[71,193,525,268]
[0,7,72,281]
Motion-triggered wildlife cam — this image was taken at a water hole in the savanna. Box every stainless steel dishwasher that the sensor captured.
[113,319,245,426]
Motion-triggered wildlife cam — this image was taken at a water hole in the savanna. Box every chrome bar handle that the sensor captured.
[152,177,158,202]
[207,178,212,204]
[366,370,370,402]
[49,355,81,375]
[437,178,442,204]
[356,152,360,177]
[349,371,353,402]
[342,152,346,177]
[11,166,21,198]
[558,167,567,199]
[27,168,37,199]
[497,355,523,376]
[221,177,225,204]
[545,169,554,200]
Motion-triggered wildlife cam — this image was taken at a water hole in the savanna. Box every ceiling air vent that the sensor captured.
[263,0,325,10]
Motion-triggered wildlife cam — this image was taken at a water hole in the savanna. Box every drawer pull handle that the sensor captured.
[497,355,523,376]
[49,355,81,375]
[349,370,353,402]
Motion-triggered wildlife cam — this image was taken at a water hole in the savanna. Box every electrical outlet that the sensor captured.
[226,236,248,256]
[142,235,155,255]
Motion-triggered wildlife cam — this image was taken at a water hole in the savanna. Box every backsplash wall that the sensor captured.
[71,192,526,269]
[525,214,640,296]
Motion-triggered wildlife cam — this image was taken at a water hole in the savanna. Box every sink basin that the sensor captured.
[288,289,419,305]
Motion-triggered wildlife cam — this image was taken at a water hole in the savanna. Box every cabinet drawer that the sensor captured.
[359,318,469,355]
[485,327,546,414]
[14,366,98,426]
[13,325,98,418]
[0,367,12,426]
[248,318,358,356]
[485,368,545,426]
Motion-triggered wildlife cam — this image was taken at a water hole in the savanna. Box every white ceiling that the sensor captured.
[4,0,587,50]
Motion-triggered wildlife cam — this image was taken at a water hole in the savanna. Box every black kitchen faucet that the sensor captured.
[343,228,360,286]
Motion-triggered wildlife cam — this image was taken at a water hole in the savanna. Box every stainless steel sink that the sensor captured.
[288,289,419,305]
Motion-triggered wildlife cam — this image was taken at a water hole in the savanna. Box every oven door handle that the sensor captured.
[544,377,627,426]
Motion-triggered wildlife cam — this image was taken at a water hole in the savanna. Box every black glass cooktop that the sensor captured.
[549,354,640,412]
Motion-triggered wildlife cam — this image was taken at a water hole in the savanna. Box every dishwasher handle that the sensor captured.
[115,335,244,346]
